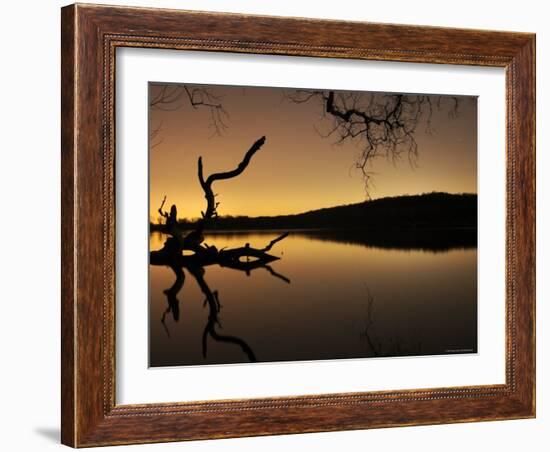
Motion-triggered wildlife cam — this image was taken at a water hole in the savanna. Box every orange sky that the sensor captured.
[149,83,477,221]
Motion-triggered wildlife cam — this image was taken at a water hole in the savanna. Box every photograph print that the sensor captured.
[148,82,478,368]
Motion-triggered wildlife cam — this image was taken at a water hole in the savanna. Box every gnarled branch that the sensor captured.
[285,89,459,195]
[192,136,266,241]
[150,84,229,137]
[261,232,289,252]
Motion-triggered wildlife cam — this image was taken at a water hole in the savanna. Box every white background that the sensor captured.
[0,0,547,451]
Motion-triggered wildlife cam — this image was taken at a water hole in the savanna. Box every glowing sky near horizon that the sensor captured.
[149,83,477,221]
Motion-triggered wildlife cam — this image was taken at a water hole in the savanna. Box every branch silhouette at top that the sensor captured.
[285,89,459,195]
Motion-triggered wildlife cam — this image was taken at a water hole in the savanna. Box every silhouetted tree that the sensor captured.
[285,89,459,194]
[151,136,289,272]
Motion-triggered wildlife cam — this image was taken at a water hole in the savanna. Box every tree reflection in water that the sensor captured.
[156,253,291,363]
[361,285,423,358]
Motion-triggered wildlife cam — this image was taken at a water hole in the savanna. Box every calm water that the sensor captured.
[149,230,477,367]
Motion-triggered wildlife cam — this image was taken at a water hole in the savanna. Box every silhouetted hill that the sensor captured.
[152,192,477,232]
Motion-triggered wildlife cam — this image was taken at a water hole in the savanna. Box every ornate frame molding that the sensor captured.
[61,4,535,447]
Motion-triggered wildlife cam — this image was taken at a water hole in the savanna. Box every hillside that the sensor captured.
[153,192,477,232]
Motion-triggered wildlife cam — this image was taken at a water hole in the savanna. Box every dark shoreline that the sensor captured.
[151,192,477,233]
[150,192,477,252]
[151,226,477,252]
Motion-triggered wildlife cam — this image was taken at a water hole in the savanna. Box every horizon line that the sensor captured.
[150,191,477,223]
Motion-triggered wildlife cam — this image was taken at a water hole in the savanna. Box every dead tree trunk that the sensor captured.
[152,136,289,270]
[183,135,266,251]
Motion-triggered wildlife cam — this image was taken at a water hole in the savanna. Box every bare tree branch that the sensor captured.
[284,89,459,196]
[157,195,167,218]
[193,136,266,241]
[261,232,290,252]
[151,135,290,289]
[149,120,164,149]
[149,84,230,140]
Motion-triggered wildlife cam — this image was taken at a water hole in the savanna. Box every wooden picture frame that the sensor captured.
[61,3,535,447]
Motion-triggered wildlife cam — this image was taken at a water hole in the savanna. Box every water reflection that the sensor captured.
[190,265,257,362]
[149,230,477,367]
[297,227,476,252]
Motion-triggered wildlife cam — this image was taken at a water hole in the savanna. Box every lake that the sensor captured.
[149,230,477,367]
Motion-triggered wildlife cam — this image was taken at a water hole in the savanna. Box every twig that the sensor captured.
[261,232,290,252]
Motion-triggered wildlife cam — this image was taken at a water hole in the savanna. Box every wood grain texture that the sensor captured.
[60,5,76,447]
[60,3,536,447]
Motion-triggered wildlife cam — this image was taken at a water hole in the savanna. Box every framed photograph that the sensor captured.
[61,3,535,447]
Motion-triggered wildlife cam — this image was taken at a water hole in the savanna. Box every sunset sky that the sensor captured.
[149,83,477,221]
